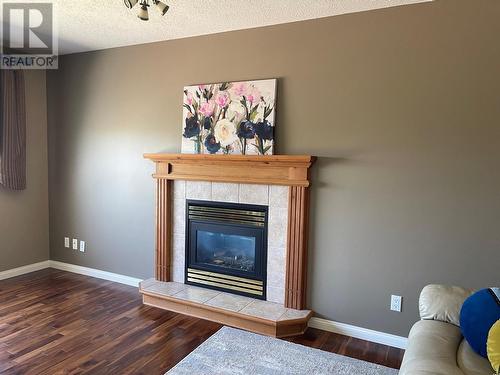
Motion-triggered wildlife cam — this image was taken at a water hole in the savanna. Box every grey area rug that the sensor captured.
[167,327,399,375]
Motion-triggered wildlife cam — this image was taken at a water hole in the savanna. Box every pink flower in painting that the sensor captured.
[215,91,230,108]
[231,82,248,98]
[199,100,215,117]
[246,86,261,104]
[185,92,194,105]
[198,84,207,91]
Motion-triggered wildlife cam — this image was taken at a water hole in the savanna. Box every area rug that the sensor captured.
[167,327,399,374]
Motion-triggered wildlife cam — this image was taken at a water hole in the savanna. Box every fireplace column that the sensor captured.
[155,178,172,281]
[285,186,310,310]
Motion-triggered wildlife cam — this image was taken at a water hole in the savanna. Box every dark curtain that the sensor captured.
[0,70,26,190]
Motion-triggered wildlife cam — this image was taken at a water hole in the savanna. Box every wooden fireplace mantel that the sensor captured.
[143,153,316,187]
[144,153,316,310]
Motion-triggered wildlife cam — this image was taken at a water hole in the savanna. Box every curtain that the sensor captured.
[0,70,26,190]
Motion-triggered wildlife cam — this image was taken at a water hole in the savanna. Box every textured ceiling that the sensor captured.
[4,0,432,55]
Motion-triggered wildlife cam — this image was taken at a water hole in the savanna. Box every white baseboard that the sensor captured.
[0,260,142,287]
[48,261,142,287]
[0,260,51,281]
[308,317,408,349]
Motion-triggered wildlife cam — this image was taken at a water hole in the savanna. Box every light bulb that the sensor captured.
[155,1,169,16]
[137,3,149,20]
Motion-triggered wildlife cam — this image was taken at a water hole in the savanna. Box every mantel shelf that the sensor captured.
[143,153,316,187]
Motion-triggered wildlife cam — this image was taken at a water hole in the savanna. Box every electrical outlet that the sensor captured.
[391,295,402,312]
[64,237,70,248]
[72,238,78,250]
[79,241,85,253]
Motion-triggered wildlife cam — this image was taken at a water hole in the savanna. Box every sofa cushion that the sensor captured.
[399,320,464,375]
[457,339,494,375]
[460,288,500,357]
[419,284,472,326]
[487,320,500,373]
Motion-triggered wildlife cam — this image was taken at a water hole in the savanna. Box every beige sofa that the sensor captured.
[400,285,494,375]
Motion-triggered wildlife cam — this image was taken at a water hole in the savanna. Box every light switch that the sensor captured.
[79,241,85,253]
[64,237,70,248]
[72,238,78,250]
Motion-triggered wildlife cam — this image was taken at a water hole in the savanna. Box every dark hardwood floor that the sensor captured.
[0,269,404,374]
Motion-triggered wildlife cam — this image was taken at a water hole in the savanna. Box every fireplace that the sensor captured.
[185,200,268,299]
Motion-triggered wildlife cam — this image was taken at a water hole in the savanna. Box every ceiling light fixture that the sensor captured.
[124,0,169,21]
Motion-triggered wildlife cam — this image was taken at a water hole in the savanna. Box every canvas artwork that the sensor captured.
[181,79,277,155]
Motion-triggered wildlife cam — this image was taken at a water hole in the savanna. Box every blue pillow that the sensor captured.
[460,288,500,358]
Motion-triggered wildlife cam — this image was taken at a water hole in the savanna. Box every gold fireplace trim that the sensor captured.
[188,215,265,227]
[189,205,266,218]
[187,268,263,285]
[188,205,266,228]
[187,268,264,296]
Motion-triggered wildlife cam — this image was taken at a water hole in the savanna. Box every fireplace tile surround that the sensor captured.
[171,180,289,304]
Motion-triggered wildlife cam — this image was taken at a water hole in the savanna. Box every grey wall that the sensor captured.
[0,71,49,271]
[47,0,500,336]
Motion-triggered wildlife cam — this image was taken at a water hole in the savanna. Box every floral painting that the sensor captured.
[181,79,277,155]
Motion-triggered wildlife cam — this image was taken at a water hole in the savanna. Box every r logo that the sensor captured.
[2,3,53,55]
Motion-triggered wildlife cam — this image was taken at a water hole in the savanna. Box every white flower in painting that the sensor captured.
[226,101,245,123]
[214,119,238,147]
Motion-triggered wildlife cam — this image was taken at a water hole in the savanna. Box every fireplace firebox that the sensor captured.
[185,200,268,299]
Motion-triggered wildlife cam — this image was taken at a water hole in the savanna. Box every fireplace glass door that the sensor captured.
[196,230,256,272]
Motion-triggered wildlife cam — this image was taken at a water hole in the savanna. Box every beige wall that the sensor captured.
[0,71,49,271]
[47,0,500,336]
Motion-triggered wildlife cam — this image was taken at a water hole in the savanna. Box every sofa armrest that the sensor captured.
[419,284,473,326]
[399,320,465,375]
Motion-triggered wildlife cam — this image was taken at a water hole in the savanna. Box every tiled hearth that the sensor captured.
[171,180,289,304]
[141,279,309,320]
[140,278,312,338]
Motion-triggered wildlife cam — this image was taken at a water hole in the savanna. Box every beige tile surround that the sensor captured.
[171,180,289,304]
